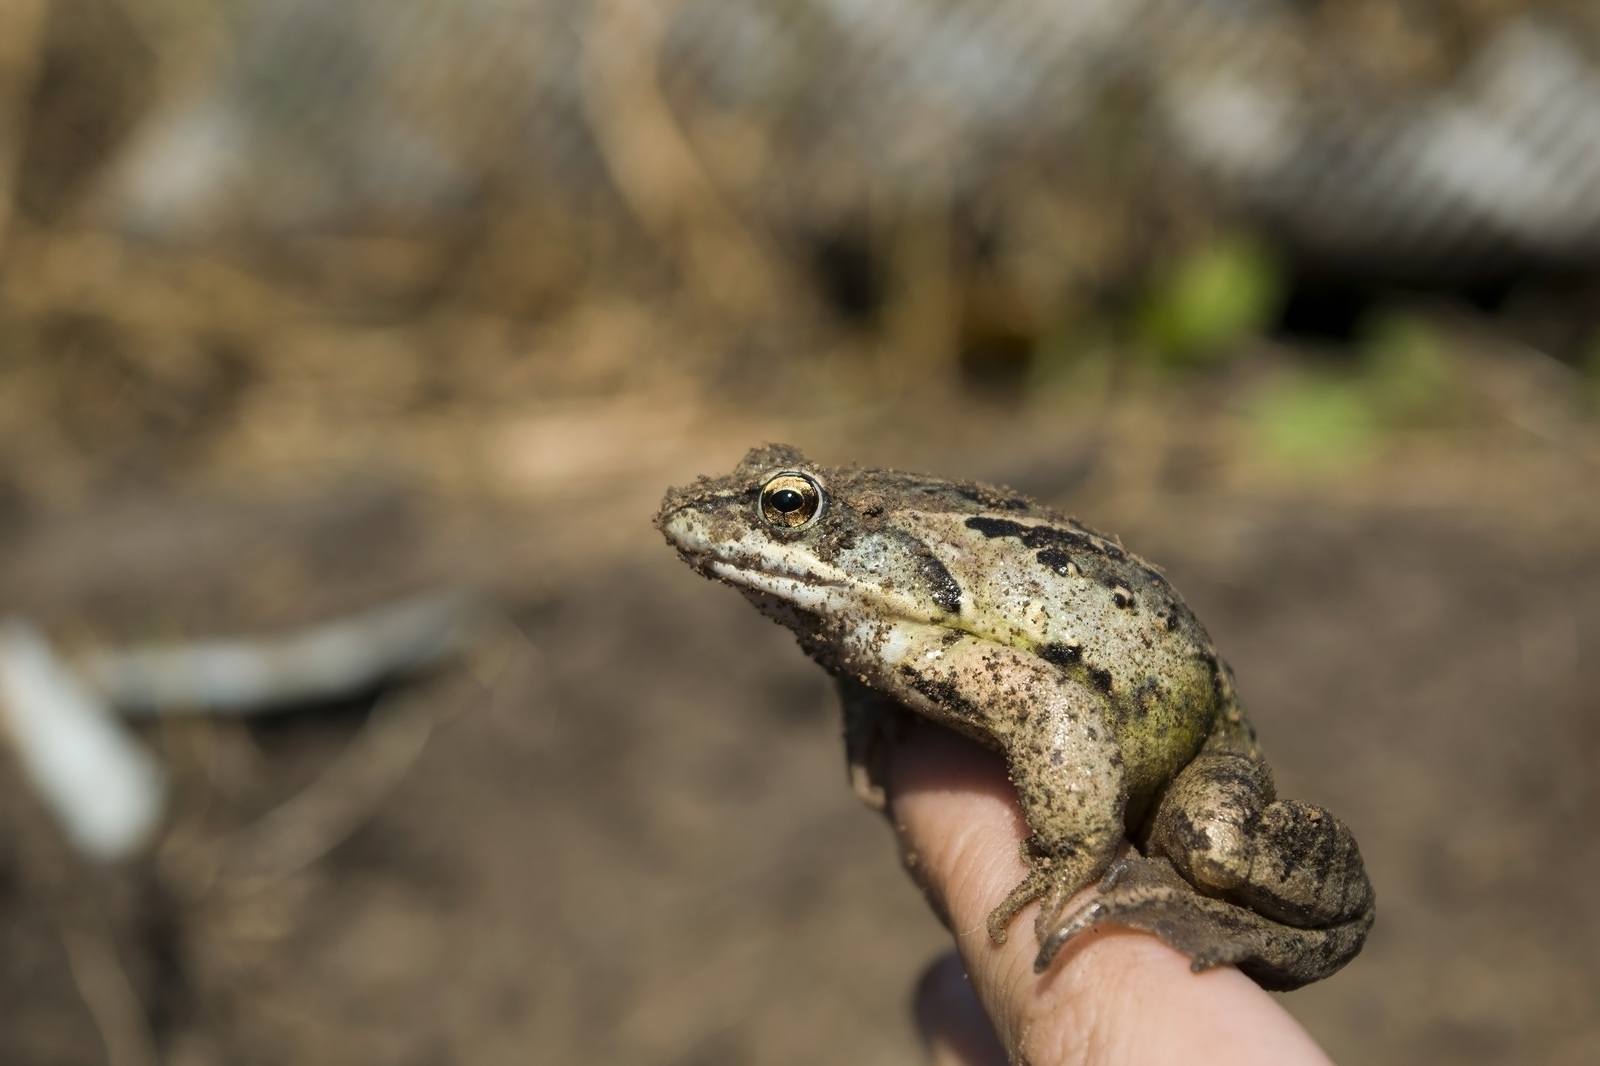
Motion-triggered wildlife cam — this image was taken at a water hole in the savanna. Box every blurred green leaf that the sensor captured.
[1359,310,1456,424]
[1245,372,1378,469]
[1137,236,1283,366]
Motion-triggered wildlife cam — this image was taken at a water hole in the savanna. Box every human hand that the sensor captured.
[886,721,1337,1066]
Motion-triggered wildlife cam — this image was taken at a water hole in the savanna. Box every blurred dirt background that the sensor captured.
[2,1,1600,1063]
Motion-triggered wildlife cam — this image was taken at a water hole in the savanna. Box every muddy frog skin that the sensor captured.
[657,444,1374,990]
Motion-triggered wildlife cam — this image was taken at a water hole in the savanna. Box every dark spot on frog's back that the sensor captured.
[1036,642,1082,668]
[1101,577,1136,610]
[917,553,963,615]
[892,529,964,615]
[1134,677,1162,719]
[1036,547,1076,576]
[963,515,1125,561]
[1088,666,1114,694]
[965,515,1029,540]
[900,666,981,722]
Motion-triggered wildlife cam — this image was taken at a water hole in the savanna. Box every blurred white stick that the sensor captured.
[79,592,486,715]
[0,619,166,862]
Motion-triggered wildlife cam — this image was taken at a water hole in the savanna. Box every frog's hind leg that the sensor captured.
[1038,854,1374,991]
[1145,748,1375,932]
[1060,746,1379,987]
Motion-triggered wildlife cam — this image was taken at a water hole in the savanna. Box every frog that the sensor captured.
[656,444,1374,990]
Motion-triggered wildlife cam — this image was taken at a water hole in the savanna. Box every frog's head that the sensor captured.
[656,444,970,632]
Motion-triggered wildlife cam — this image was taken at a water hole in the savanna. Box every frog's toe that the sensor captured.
[1032,900,1107,972]
[987,867,1049,944]
[1095,851,1141,892]
[1189,942,1255,973]
[848,761,887,811]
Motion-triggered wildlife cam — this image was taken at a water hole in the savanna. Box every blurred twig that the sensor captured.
[59,918,160,1066]
[164,661,494,900]
[0,728,158,1066]
[193,614,536,894]
[212,682,439,888]
[0,0,49,259]
[581,0,787,311]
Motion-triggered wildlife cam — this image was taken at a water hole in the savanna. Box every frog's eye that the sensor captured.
[758,471,824,530]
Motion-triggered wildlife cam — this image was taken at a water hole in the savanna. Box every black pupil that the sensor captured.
[770,488,805,513]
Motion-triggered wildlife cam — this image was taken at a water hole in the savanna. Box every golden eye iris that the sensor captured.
[759,472,824,529]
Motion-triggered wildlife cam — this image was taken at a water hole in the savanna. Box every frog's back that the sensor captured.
[864,472,1234,801]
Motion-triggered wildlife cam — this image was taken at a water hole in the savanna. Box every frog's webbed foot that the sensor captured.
[1036,854,1375,990]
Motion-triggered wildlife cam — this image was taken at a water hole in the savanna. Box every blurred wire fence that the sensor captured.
[11,0,1600,302]
[80,0,1600,268]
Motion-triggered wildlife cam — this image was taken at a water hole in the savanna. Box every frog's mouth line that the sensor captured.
[706,560,847,593]
[707,559,961,639]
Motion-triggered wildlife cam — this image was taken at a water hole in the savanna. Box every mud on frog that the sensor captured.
[657,444,1374,990]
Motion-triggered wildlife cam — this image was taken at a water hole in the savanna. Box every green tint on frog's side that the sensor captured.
[657,444,1374,990]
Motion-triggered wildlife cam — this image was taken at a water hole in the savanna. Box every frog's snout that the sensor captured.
[657,500,713,558]
[657,498,756,582]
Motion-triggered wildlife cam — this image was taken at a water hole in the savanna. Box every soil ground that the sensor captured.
[0,377,1597,1064]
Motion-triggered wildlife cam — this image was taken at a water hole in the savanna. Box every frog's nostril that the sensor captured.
[660,509,706,550]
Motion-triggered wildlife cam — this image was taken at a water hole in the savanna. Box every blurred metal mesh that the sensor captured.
[96,0,1600,276]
